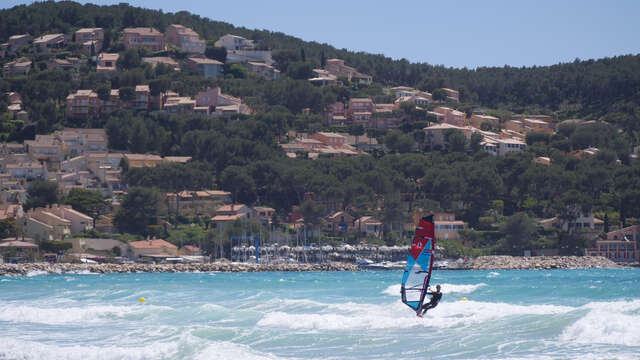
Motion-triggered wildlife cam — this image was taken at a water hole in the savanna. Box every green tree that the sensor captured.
[63,188,110,227]
[499,212,536,254]
[113,187,161,235]
[286,61,313,80]
[24,180,58,210]
[204,46,227,62]
[119,86,135,102]
[300,200,325,241]
[432,88,447,102]
[219,166,257,205]
[445,129,467,152]
[470,132,483,153]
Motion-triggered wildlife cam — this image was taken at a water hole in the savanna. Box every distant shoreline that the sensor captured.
[0,256,626,276]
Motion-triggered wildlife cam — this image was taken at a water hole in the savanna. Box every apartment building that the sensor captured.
[103,89,120,112]
[142,56,180,71]
[66,90,102,119]
[7,34,32,53]
[470,114,500,129]
[33,33,65,53]
[164,24,205,54]
[325,59,372,85]
[211,204,254,230]
[25,135,62,163]
[164,96,197,114]
[5,161,45,180]
[324,102,346,125]
[245,62,280,80]
[186,57,223,78]
[441,88,460,103]
[214,34,255,50]
[122,27,164,51]
[434,213,465,240]
[129,239,178,259]
[3,58,31,76]
[433,106,466,127]
[75,28,103,53]
[133,85,150,110]
[96,53,119,73]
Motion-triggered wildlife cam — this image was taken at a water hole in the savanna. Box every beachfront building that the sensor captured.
[434,213,465,240]
[585,238,638,262]
[122,27,164,51]
[129,238,178,260]
[64,237,128,258]
[0,237,38,262]
[585,225,639,262]
[164,24,205,54]
[326,211,354,233]
[354,216,382,236]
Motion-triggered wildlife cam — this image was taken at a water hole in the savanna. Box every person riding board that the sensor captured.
[417,284,442,317]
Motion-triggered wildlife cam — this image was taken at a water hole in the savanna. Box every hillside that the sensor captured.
[1,1,640,125]
[0,1,639,257]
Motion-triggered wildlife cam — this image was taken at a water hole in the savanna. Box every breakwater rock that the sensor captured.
[0,262,360,276]
[469,255,620,270]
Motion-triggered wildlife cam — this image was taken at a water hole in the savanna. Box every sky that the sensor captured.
[4,0,640,68]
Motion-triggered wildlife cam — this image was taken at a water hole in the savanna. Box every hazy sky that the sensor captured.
[5,0,640,68]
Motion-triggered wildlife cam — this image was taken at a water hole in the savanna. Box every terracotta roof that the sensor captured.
[211,214,246,221]
[0,240,37,248]
[188,57,223,65]
[129,239,177,249]
[124,27,162,36]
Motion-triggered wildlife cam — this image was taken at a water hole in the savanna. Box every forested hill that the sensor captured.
[2,1,640,121]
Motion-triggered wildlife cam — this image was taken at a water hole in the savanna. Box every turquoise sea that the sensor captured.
[1,268,639,359]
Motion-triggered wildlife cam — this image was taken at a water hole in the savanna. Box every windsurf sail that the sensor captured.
[401,215,435,313]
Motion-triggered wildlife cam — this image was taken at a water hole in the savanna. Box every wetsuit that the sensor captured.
[419,290,442,315]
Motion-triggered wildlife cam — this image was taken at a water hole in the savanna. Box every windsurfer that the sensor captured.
[417,284,442,317]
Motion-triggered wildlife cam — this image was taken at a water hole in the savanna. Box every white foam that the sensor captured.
[0,303,169,325]
[561,299,640,346]
[382,282,486,296]
[195,342,290,360]
[25,270,49,277]
[257,299,575,331]
[0,337,181,360]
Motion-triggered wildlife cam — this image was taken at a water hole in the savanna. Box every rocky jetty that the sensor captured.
[469,255,620,270]
[0,262,360,276]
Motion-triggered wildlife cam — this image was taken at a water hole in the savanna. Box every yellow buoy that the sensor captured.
[461,297,468,301]
[138,297,146,303]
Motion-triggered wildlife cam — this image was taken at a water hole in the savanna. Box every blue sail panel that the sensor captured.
[401,216,435,312]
